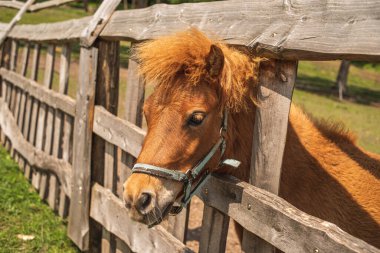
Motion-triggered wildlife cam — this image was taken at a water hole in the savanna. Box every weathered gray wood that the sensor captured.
[1,1,380,60]
[20,43,30,76]
[59,44,71,94]
[42,106,54,201]
[0,97,72,196]
[43,45,55,87]
[102,143,118,253]
[35,44,55,200]
[0,39,11,144]
[89,39,120,253]
[90,183,193,253]
[166,205,189,243]
[116,238,132,253]
[30,44,40,81]
[93,106,145,157]
[27,97,38,145]
[199,205,229,253]
[9,40,19,71]
[68,47,98,251]
[251,60,297,194]
[0,0,35,46]
[0,17,91,43]
[50,44,71,212]
[0,68,76,116]
[101,0,380,61]
[0,1,24,9]
[197,174,380,253]
[80,0,121,47]
[242,60,297,253]
[125,59,144,126]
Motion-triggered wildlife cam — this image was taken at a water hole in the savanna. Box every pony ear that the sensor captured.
[206,44,224,78]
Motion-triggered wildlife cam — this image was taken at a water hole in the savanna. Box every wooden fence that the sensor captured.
[0,0,78,12]
[0,0,379,252]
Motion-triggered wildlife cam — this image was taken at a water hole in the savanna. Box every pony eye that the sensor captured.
[188,112,206,126]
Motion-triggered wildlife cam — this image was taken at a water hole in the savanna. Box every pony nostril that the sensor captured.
[124,201,132,210]
[136,192,152,214]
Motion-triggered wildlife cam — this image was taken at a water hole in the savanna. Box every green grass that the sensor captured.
[294,61,380,154]
[0,147,79,253]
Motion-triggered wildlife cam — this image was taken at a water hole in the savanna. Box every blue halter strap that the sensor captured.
[131,110,241,215]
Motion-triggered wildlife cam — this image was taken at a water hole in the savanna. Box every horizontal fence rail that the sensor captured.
[0,0,380,60]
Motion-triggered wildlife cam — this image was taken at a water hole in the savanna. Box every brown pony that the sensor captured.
[123,28,380,248]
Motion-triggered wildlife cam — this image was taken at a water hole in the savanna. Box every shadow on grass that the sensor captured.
[296,75,380,106]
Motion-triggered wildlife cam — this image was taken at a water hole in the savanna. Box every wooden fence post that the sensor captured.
[242,59,297,253]
[67,0,121,250]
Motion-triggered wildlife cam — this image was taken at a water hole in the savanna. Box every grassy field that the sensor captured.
[0,147,79,253]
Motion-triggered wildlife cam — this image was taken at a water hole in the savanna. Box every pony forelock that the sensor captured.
[133,28,260,111]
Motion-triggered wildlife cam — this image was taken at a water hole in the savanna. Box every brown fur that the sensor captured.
[125,29,380,248]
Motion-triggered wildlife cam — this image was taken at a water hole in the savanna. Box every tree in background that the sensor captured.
[336,60,351,101]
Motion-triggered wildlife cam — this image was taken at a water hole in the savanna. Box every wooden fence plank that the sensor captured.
[49,44,71,212]
[20,43,30,76]
[199,205,229,253]
[30,44,40,81]
[0,97,72,195]
[125,59,144,126]
[35,44,55,198]
[93,40,120,253]
[9,40,18,71]
[197,174,379,253]
[93,106,145,157]
[0,68,76,116]
[242,60,297,253]
[0,39,11,144]
[90,183,193,253]
[67,46,98,251]
[80,0,121,48]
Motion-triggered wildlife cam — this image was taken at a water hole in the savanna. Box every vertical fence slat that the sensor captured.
[58,114,73,218]
[241,59,297,253]
[10,40,18,71]
[92,40,120,253]
[125,59,144,126]
[68,46,98,251]
[30,44,40,81]
[20,43,30,76]
[34,44,55,198]
[199,205,229,253]
[50,44,71,211]
[0,39,11,144]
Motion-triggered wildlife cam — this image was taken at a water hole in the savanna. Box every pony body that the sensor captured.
[123,29,380,248]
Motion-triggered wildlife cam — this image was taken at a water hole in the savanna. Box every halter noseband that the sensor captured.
[131,109,241,216]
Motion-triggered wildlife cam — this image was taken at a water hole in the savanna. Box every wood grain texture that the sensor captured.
[1,1,379,60]
[80,0,121,47]
[197,174,379,253]
[242,60,297,253]
[101,0,380,60]
[0,68,76,116]
[0,97,72,196]
[124,58,144,126]
[90,183,193,253]
[20,43,30,76]
[30,44,40,81]
[93,106,145,157]
[67,47,98,251]
[199,205,229,253]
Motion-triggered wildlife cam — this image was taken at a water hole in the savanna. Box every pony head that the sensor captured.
[123,28,259,226]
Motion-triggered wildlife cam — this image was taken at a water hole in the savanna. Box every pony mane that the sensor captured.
[133,28,260,111]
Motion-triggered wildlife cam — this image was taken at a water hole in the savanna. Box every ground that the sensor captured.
[0,147,79,253]
[0,2,379,253]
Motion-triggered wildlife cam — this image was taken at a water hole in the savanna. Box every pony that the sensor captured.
[123,28,380,248]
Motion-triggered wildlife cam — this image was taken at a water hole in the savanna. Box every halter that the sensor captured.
[131,109,241,216]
